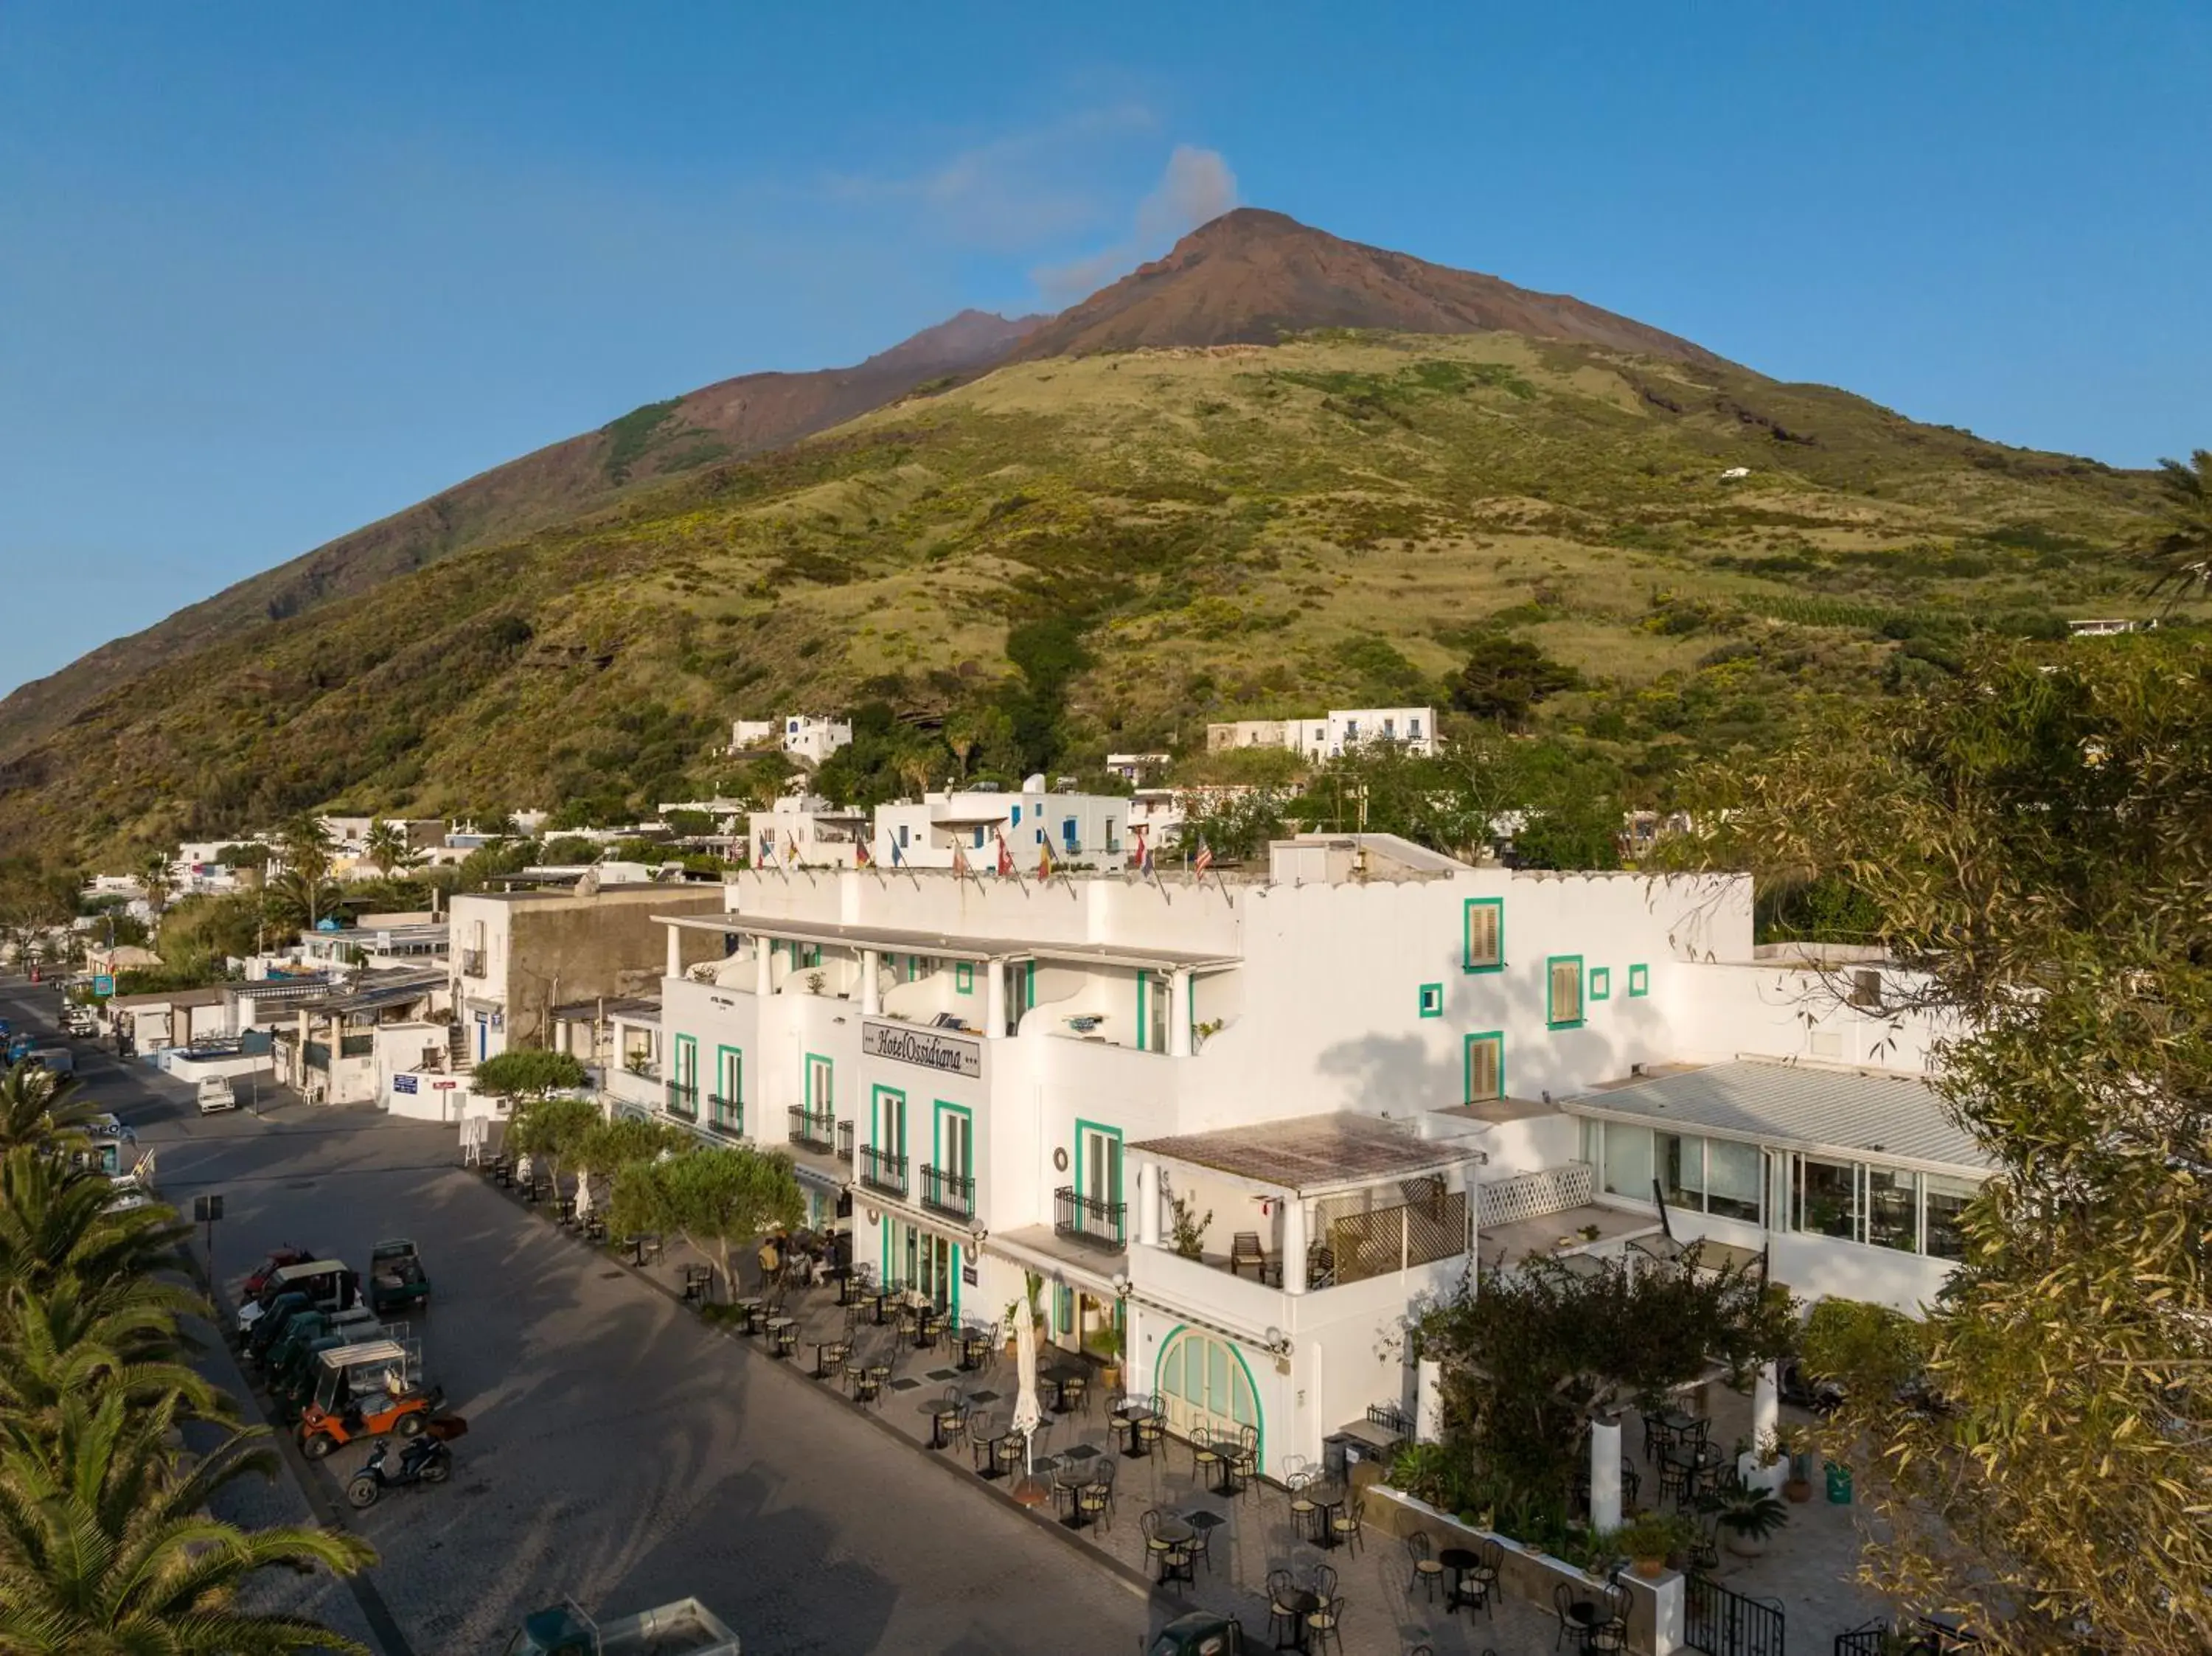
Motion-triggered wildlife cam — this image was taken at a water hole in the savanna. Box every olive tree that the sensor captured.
[1679,638,2212,1652]
[610,1147,801,1301]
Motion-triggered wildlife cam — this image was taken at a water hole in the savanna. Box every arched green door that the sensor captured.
[1154,1326,1264,1472]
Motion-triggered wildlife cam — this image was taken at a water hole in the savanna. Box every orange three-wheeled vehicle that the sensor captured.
[297,1340,443,1459]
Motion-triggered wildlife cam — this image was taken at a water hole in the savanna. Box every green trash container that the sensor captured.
[1825,1460,1853,1503]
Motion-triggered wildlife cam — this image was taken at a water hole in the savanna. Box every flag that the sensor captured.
[855,835,872,869]
[1133,825,1153,878]
[1194,836,1214,875]
[952,842,972,880]
[891,834,906,869]
[995,829,1015,879]
[785,831,801,869]
[1037,838,1054,882]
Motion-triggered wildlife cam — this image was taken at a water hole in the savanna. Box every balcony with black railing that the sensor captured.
[837,1120,855,1159]
[665,1082,698,1120]
[1054,1186,1127,1250]
[787,1107,835,1152]
[706,1094,743,1138]
[920,1164,974,1220]
[858,1145,908,1197]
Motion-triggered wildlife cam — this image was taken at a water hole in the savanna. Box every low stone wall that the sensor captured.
[1364,1483,1685,1656]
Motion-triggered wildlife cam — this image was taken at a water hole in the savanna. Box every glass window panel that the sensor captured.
[1601,1124,1654,1200]
[1923,1174,1978,1260]
[1867,1167,1919,1252]
[1579,1118,1601,1166]
[1660,1133,1704,1209]
[1705,1138,1763,1222]
[1795,1157,1860,1240]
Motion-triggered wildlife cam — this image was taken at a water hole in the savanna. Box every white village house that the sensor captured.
[1206,706,1438,759]
[638,834,1969,1476]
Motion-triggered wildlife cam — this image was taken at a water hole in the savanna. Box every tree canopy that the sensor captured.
[1681,636,2212,1652]
[608,1146,801,1299]
[472,1049,589,1099]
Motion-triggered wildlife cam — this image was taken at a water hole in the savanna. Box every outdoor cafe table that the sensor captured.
[1206,1436,1244,1495]
[762,1315,798,1359]
[1668,1443,1728,1503]
[1309,1482,1349,1548]
[1112,1401,1158,1457]
[1439,1546,1483,1612]
[731,1297,763,1336]
[1040,1364,1085,1413]
[956,1327,994,1371]
[928,1396,967,1450]
[1152,1514,1197,1585]
[812,1339,850,1380]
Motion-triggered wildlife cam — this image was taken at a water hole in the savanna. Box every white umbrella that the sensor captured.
[1012,1307,1043,1481]
[573,1170,594,1218]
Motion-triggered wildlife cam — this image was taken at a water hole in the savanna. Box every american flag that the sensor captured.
[1193,836,1214,875]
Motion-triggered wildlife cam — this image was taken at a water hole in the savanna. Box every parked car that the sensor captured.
[196,1076,237,1114]
[367,1239,430,1316]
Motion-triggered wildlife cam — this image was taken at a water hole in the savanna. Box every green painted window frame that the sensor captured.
[1546,955,1585,1030]
[871,1084,907,1155]
[954,961,974,995]
[1462,897,1504,973]
[1464,1031,1504,1102]
[804,1052,834,1120]
[1590,967,1611,1001]
[1074,1117,1125,1211]
[1418,982,1444,1018]
[672,1034,698,1088]
[933,1099,974,1191]
[1628,963,1649,997]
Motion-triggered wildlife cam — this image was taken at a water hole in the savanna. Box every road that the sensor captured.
[1,978,1156,1655]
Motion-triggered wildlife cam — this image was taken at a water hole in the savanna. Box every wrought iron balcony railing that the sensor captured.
[920,1164,974,1220]
[858,1146,908,1196]
[1054,1186,1126,1250]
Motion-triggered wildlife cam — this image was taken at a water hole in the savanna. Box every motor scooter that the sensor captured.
[343,1415,464,1509]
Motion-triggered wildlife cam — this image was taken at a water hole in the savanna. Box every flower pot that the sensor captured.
[1632,1556,1667,1579]
[1783,1475,1812,1503]
[1101,1363,1121,1391]
[1725,1528,1767,1559]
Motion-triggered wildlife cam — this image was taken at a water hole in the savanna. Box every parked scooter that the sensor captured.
[343,1413,464,1509]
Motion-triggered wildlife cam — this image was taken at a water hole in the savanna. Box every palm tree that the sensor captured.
[261,866,338,935]
[2146,448,2212,601]
[0,1391,375,1655]
[362,820,417,877]
[0,1064,105,1154]
[0,1149,197,1309]
[0,1276,228,1434]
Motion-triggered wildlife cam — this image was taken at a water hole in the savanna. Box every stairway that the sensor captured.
[448,1020,473,1074]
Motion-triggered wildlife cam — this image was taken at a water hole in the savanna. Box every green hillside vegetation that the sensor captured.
[0,329,2179,863]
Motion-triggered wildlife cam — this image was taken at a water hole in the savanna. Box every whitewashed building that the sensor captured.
[644,835,1967,1475]
[1206,706,1438,759]
[874,779,1133,873]
[731,714,853,765]
[747,794,872,871]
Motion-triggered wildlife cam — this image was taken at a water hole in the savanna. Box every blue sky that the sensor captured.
[2,3,2206,696]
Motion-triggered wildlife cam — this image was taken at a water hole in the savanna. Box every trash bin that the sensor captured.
[1825,1460,1853,1503]
[1321,1433,1352,1481]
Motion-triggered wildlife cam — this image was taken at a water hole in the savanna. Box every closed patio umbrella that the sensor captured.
[1012,1306,1043,1485]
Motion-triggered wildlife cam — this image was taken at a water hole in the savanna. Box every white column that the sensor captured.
[754,936,771,998]
[664,923,682,983]
[1590,1416,1624,1532]
[1281,1196,1308,1295]
[1135,1163,1160,1248]
[984,959,1006,1040]
[861,949,880,1016]
[1416,1357,1444,1444]
[1745,1360,1784,1492]
[1166,968,1193,1057]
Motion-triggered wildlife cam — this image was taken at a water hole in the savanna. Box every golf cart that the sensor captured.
[236,1259,358,1343]
[504,1598,740,1655]
[367,1239,430,1316]
[265,1304,383,1400]
[297,1340,441,1458]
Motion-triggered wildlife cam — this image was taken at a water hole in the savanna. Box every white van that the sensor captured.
[196,1076,237,1114]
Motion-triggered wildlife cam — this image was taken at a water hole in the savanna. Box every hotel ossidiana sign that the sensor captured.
[863,1020,982,1079]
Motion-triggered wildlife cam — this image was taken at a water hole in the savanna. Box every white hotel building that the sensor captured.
[644,835,1978,1475]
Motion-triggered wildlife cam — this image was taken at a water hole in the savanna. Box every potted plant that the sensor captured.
[1613,1511,1690,1579]
[1094,1325,1124,1391]
[1167,1193,1212,1261]
[1714,1483,1790,1558]
[1778,1427,1815,1502]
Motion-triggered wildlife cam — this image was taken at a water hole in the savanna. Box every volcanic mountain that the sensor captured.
[1015,208,1725,366]
[0,309,1041,759]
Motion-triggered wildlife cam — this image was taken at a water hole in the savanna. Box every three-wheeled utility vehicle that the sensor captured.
[367,1238,430,1316]
[297,1340,442,1458]
[243,1247,316,1300]
[265,1304,383,1402]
